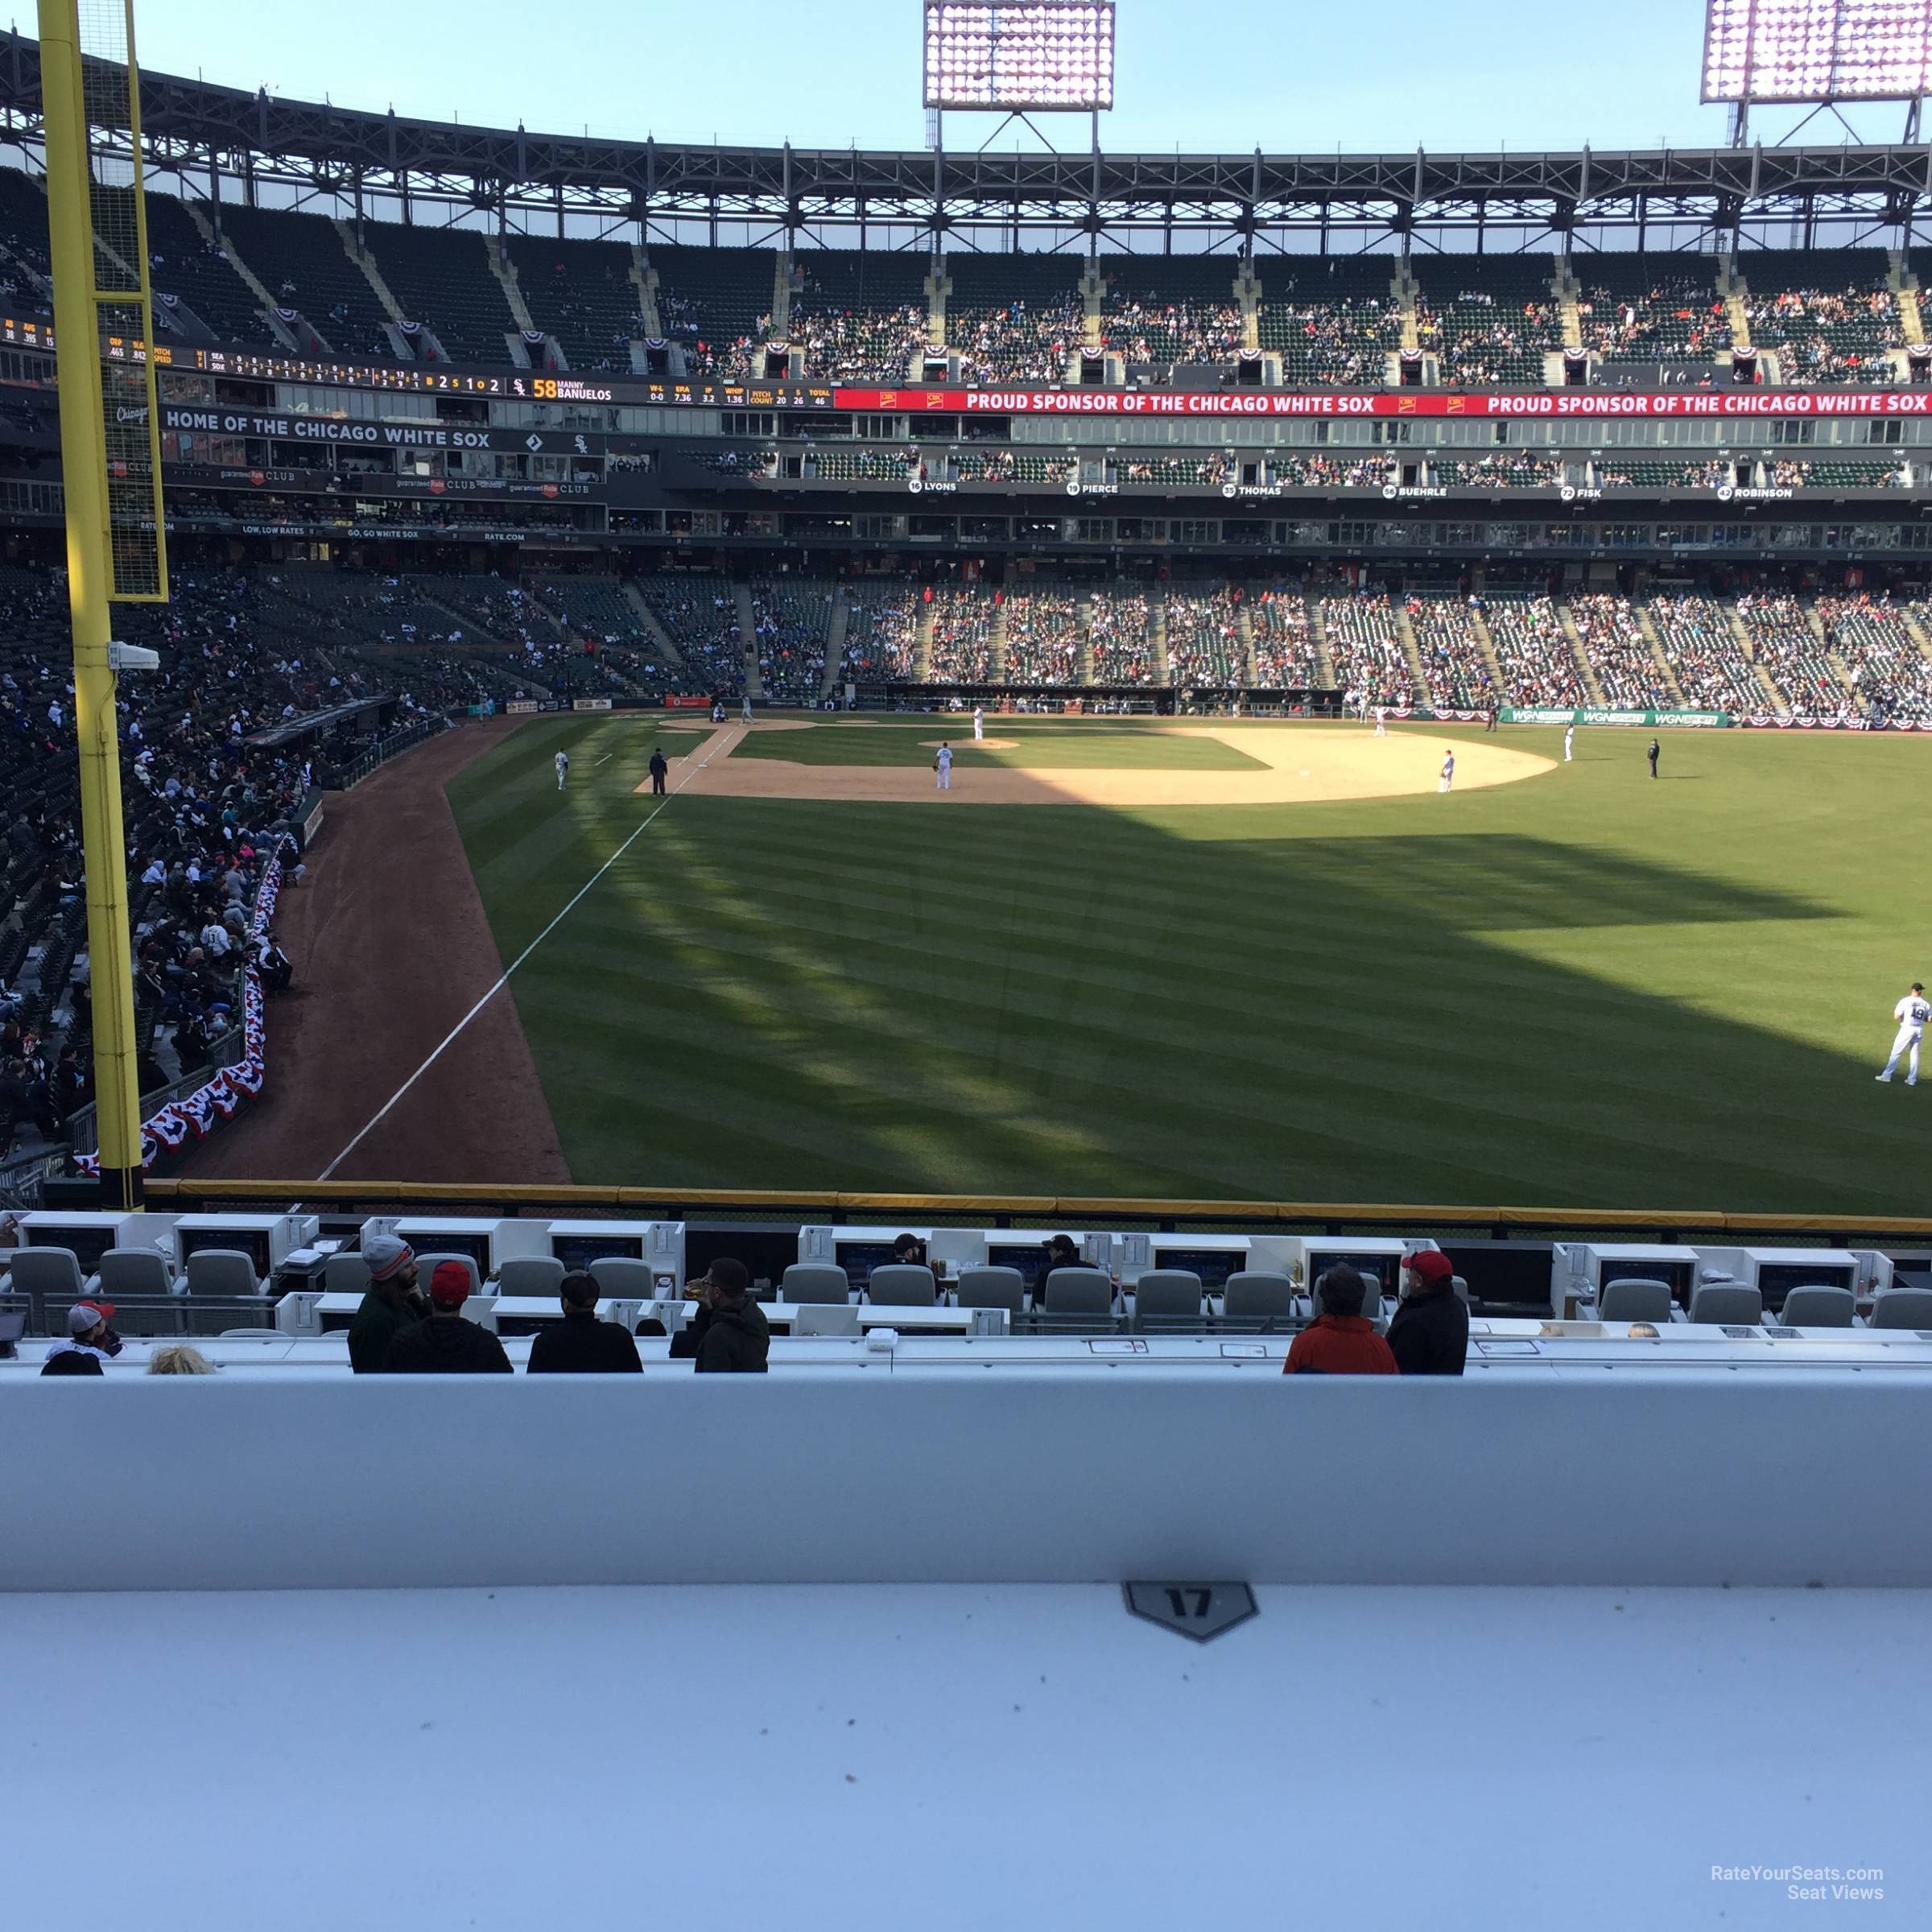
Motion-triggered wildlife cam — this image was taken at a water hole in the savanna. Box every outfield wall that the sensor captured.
[6,1372,1930,1592]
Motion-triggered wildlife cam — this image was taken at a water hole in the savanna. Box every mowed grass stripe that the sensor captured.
[444,719,1932,1210]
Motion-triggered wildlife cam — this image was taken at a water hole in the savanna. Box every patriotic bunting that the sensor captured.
[76,837,291,1178]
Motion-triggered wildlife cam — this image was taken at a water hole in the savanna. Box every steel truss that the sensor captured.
[4,29,1932,254]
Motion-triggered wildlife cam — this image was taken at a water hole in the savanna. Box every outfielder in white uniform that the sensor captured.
[1876,981,1928,1085]
[934,741,953,791]
[973,705,985,741]
[1439,749,1455,794]
[1563,725,1575,762]
[555,749,569,792]
[1373,705,1387,737]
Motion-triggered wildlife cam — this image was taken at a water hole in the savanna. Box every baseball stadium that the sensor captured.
[2,4,1930,1928]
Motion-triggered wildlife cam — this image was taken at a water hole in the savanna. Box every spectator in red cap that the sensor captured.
[347,1233,427,1375]
[1284,1265,1397,1376]
[1384,1248,1468,1377]
[381,1260,512,1374]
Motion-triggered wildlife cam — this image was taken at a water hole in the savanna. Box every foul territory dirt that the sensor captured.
[179,720,569,1186]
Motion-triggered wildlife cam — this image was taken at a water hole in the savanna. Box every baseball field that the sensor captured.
[427,712,1932,1214]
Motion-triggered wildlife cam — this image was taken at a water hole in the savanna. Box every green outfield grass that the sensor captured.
[445,714,1932,1212]
[731,720,1267,770]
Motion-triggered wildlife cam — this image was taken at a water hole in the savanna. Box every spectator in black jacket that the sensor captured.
[1384,1249,1468,1377]
[677,1257,769,1374]
[527,1270,643,1373]
[39,1303,112,1375]
[382,1260,513,1374]
[346,1234,427,1375]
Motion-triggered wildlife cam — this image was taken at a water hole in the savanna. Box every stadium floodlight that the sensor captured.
[1701,0,1932,104]
[923,2,1115,112]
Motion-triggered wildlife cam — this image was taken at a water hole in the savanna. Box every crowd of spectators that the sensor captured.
[634,576,746,695]
[927,588,997,681]
[1001,589,1083,684]
[784,296,927,383]
[952,295,1084,386]
[1567,592,1667,708]
[1260,296,1401,386]
[1732,591,1858,719]
[1743,283,1899,386]
[1249,585,1321,687]
[749,581,830,703]
[1477,594,1585,706]
[1163,585,1244,687]
[0,566,342,1158]
[1575,275,1727,364]
[1088,591,1155,684]
[1405,597,1497,709]
[1645,592,1769,714]
[1430,452,1560,488]
[1415,292,1558,387]
[1108,292,1245,367]
[838,581,921,683]
[1320,593,1417,709]
[1822,594,1932,724]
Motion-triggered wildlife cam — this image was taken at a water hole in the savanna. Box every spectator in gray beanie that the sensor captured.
[346,1234,427,1374]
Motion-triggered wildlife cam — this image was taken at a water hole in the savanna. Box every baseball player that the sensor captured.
[1438,749,1455,794]
[741,693,753,724]
[555,748,569,792]
[933,741,953,791]
[1563,724,1575,762]
[973,704,985,742]
[1876,980,1929,1085]
[1373,704,1387,737]
[1647,737,1660,779]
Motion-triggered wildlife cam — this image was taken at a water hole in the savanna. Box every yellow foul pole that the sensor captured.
[39,0,159,1207]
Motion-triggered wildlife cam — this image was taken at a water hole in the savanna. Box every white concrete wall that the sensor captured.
[5,1371,1929,1592]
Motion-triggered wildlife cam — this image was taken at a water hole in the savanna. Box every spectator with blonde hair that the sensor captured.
[148,1344,216,1375]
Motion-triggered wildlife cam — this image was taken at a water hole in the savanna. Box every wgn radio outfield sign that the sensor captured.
[1501,706,1733,727]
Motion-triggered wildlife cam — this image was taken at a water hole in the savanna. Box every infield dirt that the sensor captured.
[640,719,1553,806]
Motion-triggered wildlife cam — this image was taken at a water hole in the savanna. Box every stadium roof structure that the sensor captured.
[2,27,1931,252]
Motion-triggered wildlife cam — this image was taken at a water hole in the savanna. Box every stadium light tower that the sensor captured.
[923,2,1116,153]
[1702,0,1932,145]
[38,0,170,1207]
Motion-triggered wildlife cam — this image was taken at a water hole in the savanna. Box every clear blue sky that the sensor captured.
[126,0,1907,153]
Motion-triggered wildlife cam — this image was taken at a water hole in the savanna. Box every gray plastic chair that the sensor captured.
[588,1256,657,1302]
[10,1246,96,1302]
[1868,1287,1932,1330]
[1220,1270,1297,1323]
[780,1262,851,1305]
[1776,1285,1856,1329]
[1449,1274,1470,1306]
[217,1327,284,1340]
[1041,1266,1113,1314]
[96,1249,176,1300]
[325,1252,374,1296]
[1131,1269,1205,1331]
[955,1266,1024,1317]
[1688,1282,1763,1327]
[413,1253,482,1302]
[184,1249,263,1298]
[496,1255,567,1298]
[866,1263,938,1307]
[1598,1277,1674,1323]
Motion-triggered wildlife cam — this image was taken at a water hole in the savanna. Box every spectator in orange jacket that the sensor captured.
[1285,1264,1398,1376]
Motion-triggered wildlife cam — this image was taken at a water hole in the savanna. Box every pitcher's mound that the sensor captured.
[922,737,1021,751]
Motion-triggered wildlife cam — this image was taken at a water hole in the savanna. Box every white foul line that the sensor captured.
[316,725,741,1179]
